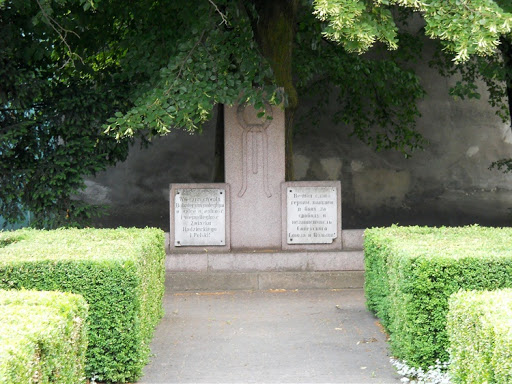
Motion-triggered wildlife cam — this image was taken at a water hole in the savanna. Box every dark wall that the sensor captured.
[83,43,512,230]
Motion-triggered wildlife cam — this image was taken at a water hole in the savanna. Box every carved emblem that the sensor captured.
[236,103,273,198]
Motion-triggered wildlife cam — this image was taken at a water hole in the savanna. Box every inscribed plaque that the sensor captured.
[287,187,337,244]
[174,188,225,246]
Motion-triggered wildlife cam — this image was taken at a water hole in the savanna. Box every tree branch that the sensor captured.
[35,0,84,67]
[208,0,229,25]
[239,0,258,40]
[162,6,214,98]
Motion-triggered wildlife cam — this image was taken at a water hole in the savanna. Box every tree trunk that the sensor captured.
[212,103,225,182]
[253,0,299,181]
[500,37,512,129]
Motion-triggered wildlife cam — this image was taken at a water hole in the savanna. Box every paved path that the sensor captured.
[139,289,401,383]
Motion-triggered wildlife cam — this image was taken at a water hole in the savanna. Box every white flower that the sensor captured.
[391,358,452,384]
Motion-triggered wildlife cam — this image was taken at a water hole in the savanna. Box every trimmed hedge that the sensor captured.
[364,225,512,368]
[0,290,88,384]
[448,289,512,383]
[0,228,165,383]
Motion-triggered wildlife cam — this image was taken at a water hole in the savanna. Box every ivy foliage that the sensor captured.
[0,0,133,228]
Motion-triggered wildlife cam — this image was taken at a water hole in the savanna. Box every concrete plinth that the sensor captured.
[167,250,364,273]
[164,229,366,291]
[166,271,365,291]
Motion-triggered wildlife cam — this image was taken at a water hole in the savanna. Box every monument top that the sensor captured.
[225,103,285,249]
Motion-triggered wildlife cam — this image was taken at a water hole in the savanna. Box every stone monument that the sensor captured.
[168,103,363,290]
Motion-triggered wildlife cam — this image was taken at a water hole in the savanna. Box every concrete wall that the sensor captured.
[85,44,512,230]
[83,128,216,229]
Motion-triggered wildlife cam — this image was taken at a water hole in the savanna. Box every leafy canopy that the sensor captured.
[314,0,512,62]
[1,0,511,227]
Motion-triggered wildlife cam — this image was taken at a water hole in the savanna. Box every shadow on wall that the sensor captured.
[86,120,218,231]
[84,36,512,230]
[84,119,512,231]
[343,204,512,229]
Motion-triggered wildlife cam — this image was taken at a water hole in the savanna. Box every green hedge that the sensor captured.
[0,228,165,383]
[0,290,88,384]
[448,289,512,383]
[364,225,512,368]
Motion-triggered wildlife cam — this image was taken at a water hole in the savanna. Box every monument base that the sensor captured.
[164,230,365,291]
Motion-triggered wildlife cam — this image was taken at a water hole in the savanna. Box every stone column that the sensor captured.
[224,103,285,249]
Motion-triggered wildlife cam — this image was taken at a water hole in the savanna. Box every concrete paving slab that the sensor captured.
[166,254,208,272]
[307,251,364,271]
[166,272,259,291]
[166,271,365,291]
[166,251,364,273]
[257,272,365,290]
[139,289,400,383]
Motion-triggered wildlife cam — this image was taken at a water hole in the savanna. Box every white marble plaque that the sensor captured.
[287,187,337,244]
[174,188,225,246]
